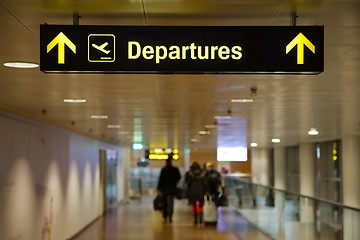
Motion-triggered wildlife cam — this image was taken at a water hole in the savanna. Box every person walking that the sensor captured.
[204,162,222,200]
[185,162,207,225]
[157,154,181,223]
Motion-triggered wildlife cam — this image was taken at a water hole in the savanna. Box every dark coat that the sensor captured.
[205,169,222,194]
[157,164,181,195]
[185,166,206,201]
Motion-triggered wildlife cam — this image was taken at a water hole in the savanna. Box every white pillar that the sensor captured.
[299,142,315,223]
[299,143,315,197]
[273,146,286,221]
[251,147,271,185]
[342,136,360,240]
[251,147,271,208]
[342,136,360,208]
[274,146,286,190]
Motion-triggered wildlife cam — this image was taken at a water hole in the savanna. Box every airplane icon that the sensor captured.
[92,42,110,54]
[88,34,115,62]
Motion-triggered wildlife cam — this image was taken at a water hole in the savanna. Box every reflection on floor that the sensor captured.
[71,196,272,240]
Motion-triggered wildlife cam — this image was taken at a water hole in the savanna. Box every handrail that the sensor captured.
[225,175,360,212]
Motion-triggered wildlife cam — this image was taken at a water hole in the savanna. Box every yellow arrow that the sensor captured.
[286,32,315,64]
[47,32,76,64]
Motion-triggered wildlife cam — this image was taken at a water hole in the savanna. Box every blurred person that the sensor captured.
[204,162,222,200]
[185,162,207,225]
[157,154,181,223]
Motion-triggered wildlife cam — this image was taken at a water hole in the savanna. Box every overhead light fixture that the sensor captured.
[250,143,258,147]
[199,130,210,135]
[91,115,108,119]
[308,128,319,135]
[205,124,217,129]
[214,115,231,119]
[191,138,199,143]
[118,131,129,135]
[63,99,87,103]
[3,62,39,69]
[271,138,281,143]
[231,98,254,103]
[107,125,121,128]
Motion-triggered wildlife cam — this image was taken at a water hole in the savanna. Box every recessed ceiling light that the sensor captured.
[231,98,254,103]
[308,128,319,135]
[214,115,231,119]
[205,125,217,129]
[4,62,39,69]
[199,130,210,135]
[107,125,121,128]
[63,99,87,103]
[91,115,108,119]
[271,138,281,143]
[118,131,129,135]
[250,143,258,147]
[191,138,199,143]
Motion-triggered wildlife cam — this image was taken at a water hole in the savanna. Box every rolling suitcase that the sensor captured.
[203,195,217,226]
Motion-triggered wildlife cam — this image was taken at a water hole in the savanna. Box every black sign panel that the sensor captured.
[40,25,324,74]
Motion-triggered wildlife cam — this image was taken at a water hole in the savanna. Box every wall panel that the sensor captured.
[0,113,123,240]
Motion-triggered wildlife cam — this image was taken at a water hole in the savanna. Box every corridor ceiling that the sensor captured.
[0,0,359,152]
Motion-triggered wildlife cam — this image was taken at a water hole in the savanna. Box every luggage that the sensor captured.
[175,187,184,200]
[203,195,217,225]
[153,195,164,211]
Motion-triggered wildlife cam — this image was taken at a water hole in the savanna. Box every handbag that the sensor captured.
[175,187,184,200]
[216,192,229,207]
[153,195,164,211]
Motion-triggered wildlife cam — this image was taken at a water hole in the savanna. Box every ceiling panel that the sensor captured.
[0,0,359,153]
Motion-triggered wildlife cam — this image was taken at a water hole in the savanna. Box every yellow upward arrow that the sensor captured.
[47,32,76,64]
[286,32,315,64]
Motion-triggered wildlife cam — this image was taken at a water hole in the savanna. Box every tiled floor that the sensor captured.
[71,196,272,240]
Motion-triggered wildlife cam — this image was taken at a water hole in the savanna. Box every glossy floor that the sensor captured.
[71,196,272,240]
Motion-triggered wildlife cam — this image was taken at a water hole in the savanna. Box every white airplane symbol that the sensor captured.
[92,42,110,54]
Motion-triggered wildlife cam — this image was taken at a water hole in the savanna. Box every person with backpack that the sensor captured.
[204,162,222,200]
[184,162,207,225]
[204,162,230,208]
